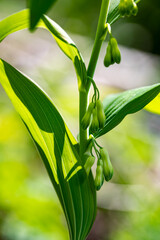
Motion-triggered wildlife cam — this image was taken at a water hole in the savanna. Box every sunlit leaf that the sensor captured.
[145,93,160,115]
[0,59,96,240]
[28,0,57,30]
[107,0,140,25]
[0,9,86,91]
[92,84,160,138]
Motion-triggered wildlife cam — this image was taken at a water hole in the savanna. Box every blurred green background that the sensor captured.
[0,0,160,239]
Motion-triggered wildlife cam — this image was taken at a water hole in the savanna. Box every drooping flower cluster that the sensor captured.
[81,84,105,133]
[81,78,113,190]
[104,37,121,67]
[119,0,138,17]
[84,138,113,191]
[95,148,113,190]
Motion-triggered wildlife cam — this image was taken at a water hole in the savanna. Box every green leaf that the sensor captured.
[92,84,160,138]
[0,59,96,240]
[145,93,160,115]
[107,0,140,25]
[28,0,57,30]
[0,9,86,91]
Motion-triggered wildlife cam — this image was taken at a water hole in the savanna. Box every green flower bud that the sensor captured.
[81,102,94,130]
[127,0,134,11]
[96,100,105,129]
[100,148,113,182]
[104,42,113,67]
[131,2,138,16]
[84,156,95,176]
[90,107,99,133]
[114,47,121,64]
[119,0,126,16]
[110,37,117,48]
[125,0,133,16]
[119,0,138,17]
[95,159,104,191]
[110,38,121,64]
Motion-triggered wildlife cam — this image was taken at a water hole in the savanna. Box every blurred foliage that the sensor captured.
[110,205,160,240]
[133,0,160,54]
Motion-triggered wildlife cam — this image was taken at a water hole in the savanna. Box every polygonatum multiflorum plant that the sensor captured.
[0,0,160,239]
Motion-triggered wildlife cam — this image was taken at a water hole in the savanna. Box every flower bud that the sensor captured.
[110,38,121,64]
[84,156,95,176]
[119,0,126,16]
[131,2,138,16]
[125,0,133,16]
[96,100,105,129]
[114,47,121,64]
[90,107,99,133]
[127,0,134,11]
[95,159,104,191]
[104,42,113,67]
[119,0,138,17]
[81,102,94,130]
[100,148,113,181]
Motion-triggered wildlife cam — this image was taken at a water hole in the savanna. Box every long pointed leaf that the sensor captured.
[92,84,160,138]
[0,9,86,91]
[28,0,57,30]
[0,59,96,240]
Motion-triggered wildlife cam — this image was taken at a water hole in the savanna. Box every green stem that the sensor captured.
[79,90,88,159]
[86,0,110,90]
[79,0,110,159]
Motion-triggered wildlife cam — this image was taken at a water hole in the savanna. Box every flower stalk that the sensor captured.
[79,0,110,159]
